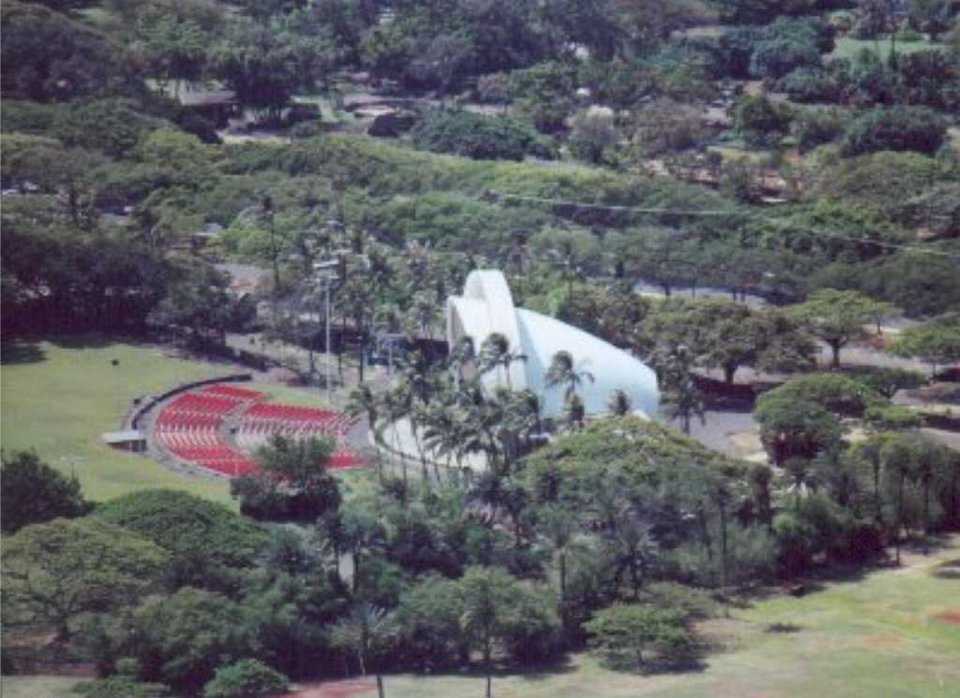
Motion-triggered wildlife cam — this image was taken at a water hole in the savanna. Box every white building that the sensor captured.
[446,270,659,419]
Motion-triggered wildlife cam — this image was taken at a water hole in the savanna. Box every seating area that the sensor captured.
[235,403,360,469]
[153,386,262,477]
[152,382,362,477]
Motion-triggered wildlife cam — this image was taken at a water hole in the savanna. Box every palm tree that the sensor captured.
[566,394,586,430]
[545,350,594,402]
[478,332,527,390]
[347,384,380,443]
[661,375,705,435]
[608,389,632,416]
[658,345,705,435]
[783,457,817,510]
[448,336,476,386]
[329,603,396,698]
[607,509,658,599]
[881,437,916,566]
[408,290,440,340]
[538,504,578,600]
[504,389,543,451]
[380,389,407,487]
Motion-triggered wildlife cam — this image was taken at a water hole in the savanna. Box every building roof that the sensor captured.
[447,270,659,419]
[101,429,145,444]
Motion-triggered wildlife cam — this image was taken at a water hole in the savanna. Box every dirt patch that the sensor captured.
[280,678,376,698]
[933,610,960,626]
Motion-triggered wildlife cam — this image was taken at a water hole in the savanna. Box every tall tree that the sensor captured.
[791,289,896,369]
[329,603,397,698]
[1,451,89,534]
[478,332,527,390]
[2,518,169,641]
[545,350,595,402]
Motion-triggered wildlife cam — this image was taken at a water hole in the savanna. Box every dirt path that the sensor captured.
[281,678,376,698]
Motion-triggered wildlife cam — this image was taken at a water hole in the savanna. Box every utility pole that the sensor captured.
[314,259,339,405]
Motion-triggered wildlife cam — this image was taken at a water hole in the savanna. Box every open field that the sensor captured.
[12,537,956,698]
[374,539,960,698]
[0,337,352,505]
[0,676,85,698]
[830,36,946,61]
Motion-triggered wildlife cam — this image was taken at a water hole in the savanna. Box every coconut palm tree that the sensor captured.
[478,332,527,389]
[663,379,706,434]
[608,389,632,416]
[545,350,594,402]
[566,394,586,430]
[347,384,380,444]
[329,603,397,698]
[538,504,579,600]
[448,335,476,386]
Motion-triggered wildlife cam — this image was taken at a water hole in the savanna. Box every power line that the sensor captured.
[485,190,960,261]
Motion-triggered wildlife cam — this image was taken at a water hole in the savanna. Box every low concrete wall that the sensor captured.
[129,373,254,429]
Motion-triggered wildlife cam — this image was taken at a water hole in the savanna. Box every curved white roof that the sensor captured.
[447,270,658,419]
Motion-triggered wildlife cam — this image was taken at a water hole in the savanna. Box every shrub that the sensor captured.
[627,99,708,158]
[763,373,886,418]
[791,108,846,152]
[507,61,577,133]
[844,366,926,399]
[841,106,948,157]
[750,38,822,80]
[203,659,289,698]
[585,604,693,672]
[1,450,89,533]
[411,108,551,161]
[864,404,923,431]
[289,121,322,140]
[733,95,793,147]
[779,67,842,103]
[896,50,960,111]
[0,100,60,134]
[754,395,845,464]
[52,99,170,157]
[567,106,619,165]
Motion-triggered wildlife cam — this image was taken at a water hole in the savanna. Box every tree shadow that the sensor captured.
[0,340,47,365]
[414,655,579,685]
[597,651,708,677]
[931,559,960,580]
[512,654,579,682]
[48,333,118,350]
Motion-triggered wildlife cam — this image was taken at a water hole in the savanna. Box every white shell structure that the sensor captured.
[446,270,659,419]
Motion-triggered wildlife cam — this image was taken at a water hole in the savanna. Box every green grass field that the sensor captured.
[0,337,351,505]
[377,540,960,698]
[830,36,945,61]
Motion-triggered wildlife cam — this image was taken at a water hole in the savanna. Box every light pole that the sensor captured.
[314,260,339,404]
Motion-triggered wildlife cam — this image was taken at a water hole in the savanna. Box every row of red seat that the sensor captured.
[196,458,259,477]
[155,413,222,429]
[166,392,243,416]
[203,384,266,401]
[244,403,339,420]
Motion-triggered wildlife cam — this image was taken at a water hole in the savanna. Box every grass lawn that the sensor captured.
[0,676,82,698]
[0,337,354,505]
[830,36,945,61]
[373,538,960,698]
